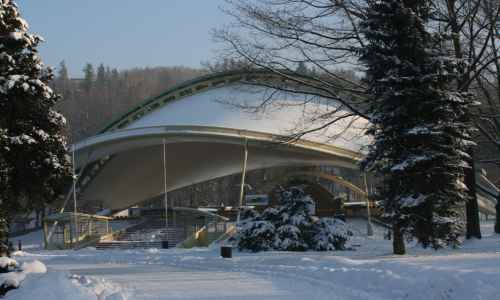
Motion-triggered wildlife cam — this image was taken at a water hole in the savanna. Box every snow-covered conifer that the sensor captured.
[0,1,71,241]
[360,0,476,253]
[311,218,351,251]
[238,220,276,252]
[236,185,350,252]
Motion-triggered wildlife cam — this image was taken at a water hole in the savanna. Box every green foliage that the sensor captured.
[360,0,475,249]
[237,220,276,252]
[0,0,71,241]
[236,186,350,252]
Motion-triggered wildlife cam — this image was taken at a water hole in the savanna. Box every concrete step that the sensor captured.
[95,239,184,249]
[96,224,187,250]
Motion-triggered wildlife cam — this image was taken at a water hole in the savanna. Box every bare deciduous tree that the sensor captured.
[215,0,500,238]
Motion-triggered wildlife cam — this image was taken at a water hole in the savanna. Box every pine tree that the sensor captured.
[81,63,94,94]
[57,61,69,85]
[57,61,70,98]
[0,0,71,242]
[272,187,315,251]
[96,63,106,88]
[236,186,350,252]
[104,66,111,89]
[360,0,476,253]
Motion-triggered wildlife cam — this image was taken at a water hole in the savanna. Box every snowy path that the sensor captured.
[9,219,500,299]
[49,262,333,300]
[22,246,500,300]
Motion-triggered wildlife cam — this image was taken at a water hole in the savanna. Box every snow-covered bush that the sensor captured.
[0,257,18,273]
[236,185,350,252]
[0,258,47,296]
[239,207,260,223]
[0,256,21,296]
[310,218,351,251]
[238,220,275,252]
[274,224,307,251]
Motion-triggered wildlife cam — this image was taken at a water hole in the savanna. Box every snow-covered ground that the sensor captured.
[12,229,44,250]
[7,219,500,299]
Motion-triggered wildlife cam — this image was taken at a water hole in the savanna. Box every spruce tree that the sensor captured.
[81,63,95,94]
[0,0,71,242]
[236,186,350,252]
[58,61,69,85]
[96,63,106,89]
[57,61,70,99]
[360,0,475,253]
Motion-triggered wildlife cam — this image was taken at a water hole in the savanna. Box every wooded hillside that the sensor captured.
[52,62,206,142]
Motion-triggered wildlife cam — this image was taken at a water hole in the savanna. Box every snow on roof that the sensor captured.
[125,84,370,153]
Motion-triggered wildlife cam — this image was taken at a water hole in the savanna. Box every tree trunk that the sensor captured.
[495,194,500,234]
[465,157,481,239]
[41,208,46,228]
[0,218,8,245]
[392,223,406,255]
[35,210,40,227]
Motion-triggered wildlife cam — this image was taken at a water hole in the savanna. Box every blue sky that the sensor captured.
[18,0,230,77]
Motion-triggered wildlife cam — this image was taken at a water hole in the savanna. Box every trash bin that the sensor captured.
[220,246,232,258]
[161,241,169,249]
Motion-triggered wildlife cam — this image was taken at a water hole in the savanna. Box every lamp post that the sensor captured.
[162,138,168,229]
[72,145,78,243]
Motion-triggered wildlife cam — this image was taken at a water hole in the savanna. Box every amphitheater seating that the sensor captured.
[96,218,197,250]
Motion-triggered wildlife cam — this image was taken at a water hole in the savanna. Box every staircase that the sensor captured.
[96,219,192,250]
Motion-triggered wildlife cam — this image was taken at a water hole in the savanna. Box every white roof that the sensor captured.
[126,84,370,153]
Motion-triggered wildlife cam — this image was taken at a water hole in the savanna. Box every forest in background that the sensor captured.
[52,62,206,143]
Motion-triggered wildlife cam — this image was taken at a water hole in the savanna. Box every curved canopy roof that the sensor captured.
[73,71,370,210]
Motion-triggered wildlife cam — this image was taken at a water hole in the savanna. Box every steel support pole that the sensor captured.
[236,138,249,226]
[363,173,374,236]
[162,138,168,229]
[47,152,91,245]
[72,145,78,243]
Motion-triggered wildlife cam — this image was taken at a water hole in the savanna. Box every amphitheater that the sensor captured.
[43,71,498,249]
